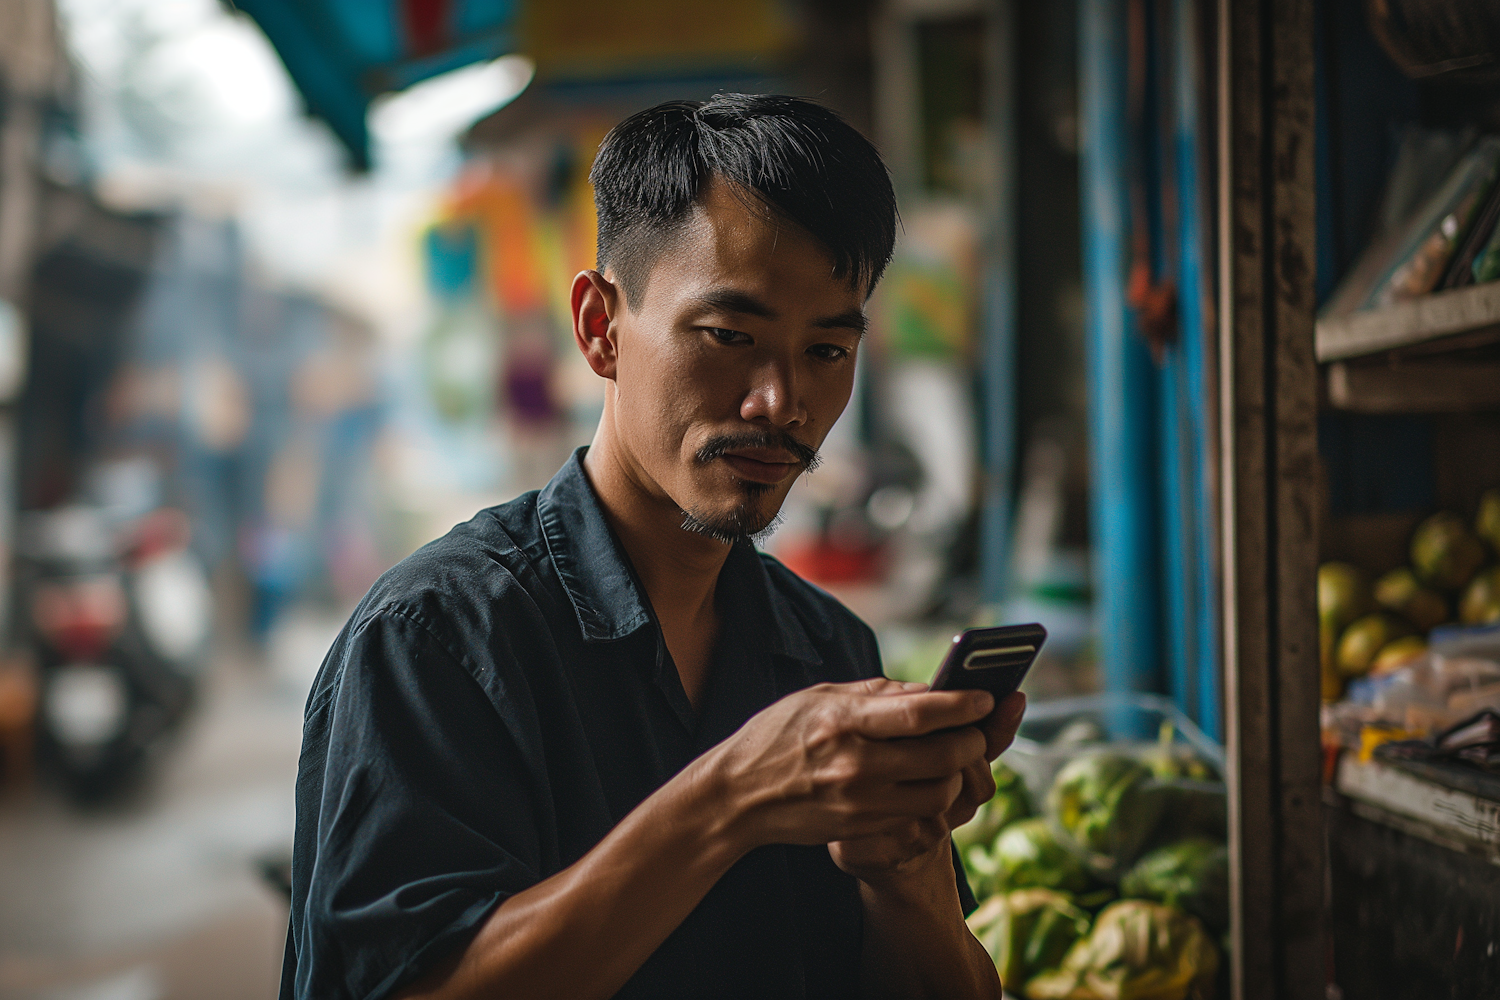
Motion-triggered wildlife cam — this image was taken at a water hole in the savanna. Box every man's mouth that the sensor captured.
[695,431,822,485]
[720,450,801,484]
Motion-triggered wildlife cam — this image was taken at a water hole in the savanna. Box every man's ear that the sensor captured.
[571,270,621,380]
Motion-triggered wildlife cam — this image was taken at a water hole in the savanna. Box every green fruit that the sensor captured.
[1336,614,1415,678]
[1411,512,1487,592]
[1460,566,1500,626]
[1478,489,1500,555]
[1371,636,1427,674]
[1318,562,1369,628]
[1373,568,1449,631]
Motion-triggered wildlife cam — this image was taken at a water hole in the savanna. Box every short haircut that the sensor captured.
[589,94,897,308]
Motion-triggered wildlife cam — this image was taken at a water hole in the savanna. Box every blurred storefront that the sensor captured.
[0,0,85,797]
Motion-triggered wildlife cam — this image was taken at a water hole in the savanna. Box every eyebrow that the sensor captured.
[690,288,868,336]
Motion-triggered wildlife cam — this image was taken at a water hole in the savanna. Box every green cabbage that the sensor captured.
[1046,754,1167,875]
[1139,724,1218,783]
[954,760,1034,852]
[1120,839,1229,931]
[1025,900,1220,1000]
[990,818,1092,894]
[967,888,1092,991]
[1148,783,1227,845]
[992,759,1035,830]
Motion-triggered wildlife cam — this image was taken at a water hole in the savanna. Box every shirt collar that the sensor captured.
[537,449,652,642]
[536,448,823,665]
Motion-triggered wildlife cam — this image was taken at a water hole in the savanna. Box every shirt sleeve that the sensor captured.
[285,610,542,1000]
[952,841,980,915]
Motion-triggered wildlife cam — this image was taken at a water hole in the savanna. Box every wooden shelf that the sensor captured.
[1316,281,1500,362]
[1335,756,1500,862]
[1325,359,1500,413]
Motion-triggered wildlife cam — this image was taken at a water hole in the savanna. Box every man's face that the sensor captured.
[605,179,866,544]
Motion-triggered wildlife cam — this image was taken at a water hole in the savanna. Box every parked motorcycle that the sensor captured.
[16,504,211,802]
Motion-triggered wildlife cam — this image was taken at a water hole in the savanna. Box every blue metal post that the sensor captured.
[1159,359,1195,715]
[980,0,1018,608]
[1080,0,1163,698]
[1172,0,1222,740]
[1141,0,1199,725]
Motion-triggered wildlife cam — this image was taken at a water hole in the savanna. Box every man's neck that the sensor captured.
[583,434,731,603]
[582,420,730,706]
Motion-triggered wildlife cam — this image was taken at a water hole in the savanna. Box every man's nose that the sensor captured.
[739,359,807,428]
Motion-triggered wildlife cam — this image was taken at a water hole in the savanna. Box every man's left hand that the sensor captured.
[828,688,1026,887]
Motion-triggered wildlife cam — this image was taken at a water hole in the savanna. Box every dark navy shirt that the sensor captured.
[280,449,975,1000]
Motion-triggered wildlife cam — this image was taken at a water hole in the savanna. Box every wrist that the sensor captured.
[856,840,959,912]
[674,741,764,864]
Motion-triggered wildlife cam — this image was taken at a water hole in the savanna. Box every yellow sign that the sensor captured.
[521,0,791,80]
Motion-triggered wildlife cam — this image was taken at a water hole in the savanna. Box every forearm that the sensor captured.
[397,750,747,1000]
[857,848,1001,1000]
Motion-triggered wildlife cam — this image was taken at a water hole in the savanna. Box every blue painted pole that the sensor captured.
[980,0,1018,609]
[1159,358,1195,715]
[1080,0,1163,699]
[1173,0,1222,740]
[1141,0,1197,724]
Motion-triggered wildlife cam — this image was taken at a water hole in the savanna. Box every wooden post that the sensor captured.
[1216,0,1323,997]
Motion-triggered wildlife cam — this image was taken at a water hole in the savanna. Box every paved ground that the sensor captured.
[0,609,342,1000]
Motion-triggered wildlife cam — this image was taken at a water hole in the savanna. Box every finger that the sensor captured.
[848,689,995,739]
[848,677,914,698]
[838,772,964,830]
[869,680,929,697]
[981,691,1027,760]
[880,772,966,821]
[946,760,996,828]
[965,757,998,806]
[830,821,934,872]
[857,726,988,783]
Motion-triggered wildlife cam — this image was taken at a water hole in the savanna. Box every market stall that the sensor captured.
[1310,0,1500,995]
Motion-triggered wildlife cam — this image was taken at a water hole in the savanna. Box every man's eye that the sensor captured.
[809,344,851,362]
[707,328,749,344]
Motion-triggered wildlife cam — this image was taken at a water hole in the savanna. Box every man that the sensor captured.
[282,94,1024,1000]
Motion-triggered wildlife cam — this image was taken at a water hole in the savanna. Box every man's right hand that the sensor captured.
[705,678,995,852]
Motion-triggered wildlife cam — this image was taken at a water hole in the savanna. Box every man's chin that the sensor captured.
[678,497,784,546]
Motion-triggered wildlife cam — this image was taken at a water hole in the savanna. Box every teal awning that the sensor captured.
[232,0,518,169]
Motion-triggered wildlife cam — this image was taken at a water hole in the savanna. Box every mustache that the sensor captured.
[695,430,822,473]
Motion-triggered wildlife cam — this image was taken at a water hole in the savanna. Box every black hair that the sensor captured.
[588,94,897,308]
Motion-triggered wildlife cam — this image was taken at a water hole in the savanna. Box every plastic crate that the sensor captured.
[1004,692,1226,801]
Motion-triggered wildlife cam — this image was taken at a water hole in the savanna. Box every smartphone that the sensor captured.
[928,623,1047,699]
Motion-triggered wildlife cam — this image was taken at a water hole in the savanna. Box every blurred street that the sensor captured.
[0,610,339,1000]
